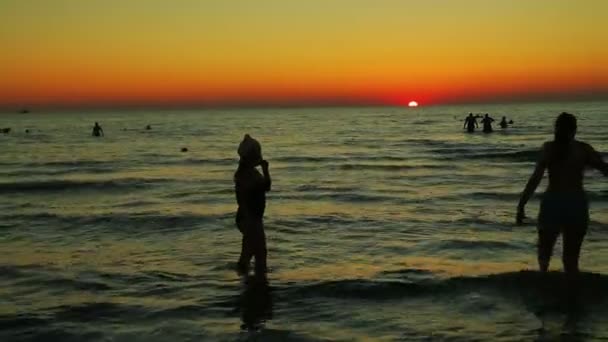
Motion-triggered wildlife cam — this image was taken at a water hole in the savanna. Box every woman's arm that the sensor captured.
[517,144,548,224]
[260,160,271,191]
[586,143,608,176]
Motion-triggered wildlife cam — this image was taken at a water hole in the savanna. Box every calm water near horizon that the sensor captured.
[1,101,608,341]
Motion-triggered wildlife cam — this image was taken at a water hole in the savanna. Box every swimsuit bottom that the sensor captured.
[538,192,589,230]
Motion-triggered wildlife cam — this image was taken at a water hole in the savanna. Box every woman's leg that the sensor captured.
[562,197,589,275]
[251,220,267,274]
[238,234,253,271]
[537,229,560,272]
[562,227,586,274]
[238,222,254,272]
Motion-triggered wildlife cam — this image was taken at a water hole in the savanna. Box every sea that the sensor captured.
[1,101,607,341]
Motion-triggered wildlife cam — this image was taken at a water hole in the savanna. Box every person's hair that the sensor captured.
[552,112,577,161]
[554,112,577,144]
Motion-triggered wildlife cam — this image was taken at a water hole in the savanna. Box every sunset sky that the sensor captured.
[1,0,607,109]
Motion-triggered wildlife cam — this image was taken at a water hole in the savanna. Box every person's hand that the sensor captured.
[516,206,526,225]
[260,160,269,169]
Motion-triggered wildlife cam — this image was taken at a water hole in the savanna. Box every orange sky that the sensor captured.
[1,0,607,109]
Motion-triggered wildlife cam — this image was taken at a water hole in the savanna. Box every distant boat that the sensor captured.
[19,109,30,114]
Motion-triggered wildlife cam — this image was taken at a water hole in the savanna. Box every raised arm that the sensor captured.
[260,160,271,191]
[586,144,608,176]
[517,144,548,224]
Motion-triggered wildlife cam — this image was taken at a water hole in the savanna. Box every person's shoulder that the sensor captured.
[574,140,595,154]
[574,140,591,149]
[540,141,554,158]
[234,168,263,185]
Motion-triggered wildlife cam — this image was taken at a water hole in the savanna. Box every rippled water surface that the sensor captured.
[1,102,608,341]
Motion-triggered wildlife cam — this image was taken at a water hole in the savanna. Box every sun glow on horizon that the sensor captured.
[408,101,419,107]
[1,1,607,109]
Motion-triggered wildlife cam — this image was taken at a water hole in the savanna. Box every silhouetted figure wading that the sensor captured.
[463,113,478,133]
[234,134,271,274]
[517,112,608,275]
[92,122,104,137]
[500,116,509,129]
[481,114,494,133]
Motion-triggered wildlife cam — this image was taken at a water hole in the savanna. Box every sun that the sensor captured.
[408,101,419,107]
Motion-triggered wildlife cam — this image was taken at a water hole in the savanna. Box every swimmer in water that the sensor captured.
[481,114,495,133]
[463,113,479,133]
[92,122,104,137]
[517,112,608,274]
[500,116,509,129]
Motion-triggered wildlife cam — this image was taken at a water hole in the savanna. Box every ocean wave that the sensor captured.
[0,168,116,178]
[22,160,114,168]
[476,149,540,162]
[274,192,402,204]
[440,190,608,202]
[52,302,147,322]
[274,156,348,163]
[274,155,441,166]
[428,239,527,251]
[336,163,443,171]
[1,265,111,291]
[287,278,428,300]
[399,139,464,147]
[0,178,172,194]
[425,146,538,162]
[431,191,531,202]
[0,313,49,330]
[285,271,608,301]
[436,217,510,226]
[465,192,522,201]
[168,157,235,166]
[294,185,359,193]
[268,215,382,232]
[111,199,160,208]
[0,264,48,279]
[16,277,112,292]
[0,212,233,232]
[1,157,236,171]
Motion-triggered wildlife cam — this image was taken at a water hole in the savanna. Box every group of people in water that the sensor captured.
[463,113,513,133]
[4,112,607,280]
[92,122,153,136]
[1,122,146,137]
[235,112,608,280]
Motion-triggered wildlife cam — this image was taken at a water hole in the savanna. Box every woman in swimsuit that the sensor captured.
[234,134,272,274]
[517,112,608,274]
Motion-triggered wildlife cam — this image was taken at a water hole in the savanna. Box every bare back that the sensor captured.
[542,140,602,193]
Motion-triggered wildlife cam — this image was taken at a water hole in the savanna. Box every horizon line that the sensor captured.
[1,94,607,113]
